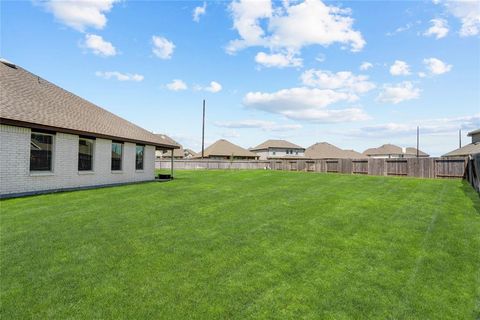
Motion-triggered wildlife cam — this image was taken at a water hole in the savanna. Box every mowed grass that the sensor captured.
[1,170,479,319]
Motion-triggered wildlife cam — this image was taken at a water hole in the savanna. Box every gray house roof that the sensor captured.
[155,134,184,157]
[0,60,178,149]
[251,139,304,151]
[194,139,258,158]
[468,128,480,136]
[305,142,366,159]
[363,144,403,156]
[442,143,480,157]
[405,147,429,157]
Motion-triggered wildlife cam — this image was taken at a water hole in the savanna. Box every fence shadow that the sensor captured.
[461,180,480,215]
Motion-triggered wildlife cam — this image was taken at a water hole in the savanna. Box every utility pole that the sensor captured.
[201,99,205,159]
[459,129,462,148]
[416,126,419,158]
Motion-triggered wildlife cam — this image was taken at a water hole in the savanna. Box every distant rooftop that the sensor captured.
[305,142,365,159]
[251,139,304,151]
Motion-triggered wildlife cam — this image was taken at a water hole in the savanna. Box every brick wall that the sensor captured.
[0,124,156,196]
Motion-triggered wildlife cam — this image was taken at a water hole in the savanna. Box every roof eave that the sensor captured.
[1,117,179,149]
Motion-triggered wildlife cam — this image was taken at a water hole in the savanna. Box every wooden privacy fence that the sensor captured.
[156,157,468,179]
[465,154,480,193]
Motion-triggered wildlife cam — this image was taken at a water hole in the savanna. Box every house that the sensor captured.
[250,139,305,160]
[363,144,429,158]
[193,139,259,160]
[184,148,197,159]
[305,142,366,159]
[0,60,178,197]
[155,134,184,159]
[403,147,430,158]
[442,129,480,157]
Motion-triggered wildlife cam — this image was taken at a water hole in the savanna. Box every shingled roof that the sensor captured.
[0,60,178,149]
[251,139,304,151]
[305,142,366,159]
[405,147,429,157]
[442,143,480,157]
[155,134,183,157]
[194,139,258,158]
[363,144,403,156]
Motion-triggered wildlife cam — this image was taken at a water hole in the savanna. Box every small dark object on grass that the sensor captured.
[157,173,173,180]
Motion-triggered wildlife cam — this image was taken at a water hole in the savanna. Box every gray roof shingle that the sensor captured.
[0,61,178,149]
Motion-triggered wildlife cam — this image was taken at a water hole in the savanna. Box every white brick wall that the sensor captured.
[0,124,156,196]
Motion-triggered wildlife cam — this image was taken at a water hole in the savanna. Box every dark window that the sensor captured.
[136,145,144,170]
[30,132,53,171]
[111,142,123,171]
[78,138,94,171]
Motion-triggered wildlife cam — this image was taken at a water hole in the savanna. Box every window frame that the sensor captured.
[78,137,95,172]
[29,131,55,173]
[111,141,124,171]
[135,144,145,171]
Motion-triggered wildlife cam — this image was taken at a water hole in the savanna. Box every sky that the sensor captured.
[1,0,479,156]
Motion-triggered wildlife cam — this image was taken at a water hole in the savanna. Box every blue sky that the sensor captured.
[1,0,479,155]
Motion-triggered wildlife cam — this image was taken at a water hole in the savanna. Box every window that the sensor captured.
[272,151,276,155]
[136,145,144,170]
[111,142,123,171]
[30,132,53,171]
[78,138,94,171]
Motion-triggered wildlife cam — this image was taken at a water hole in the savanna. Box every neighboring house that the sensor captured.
[363,144,429,158]
[250,139,305,160]
[193,139,259,160]
[0,60,178,197]
[442,129,480,157]
[403,147,430,158]
[305,142,366,159]
[155,134,184,159]
[184,149,197,159]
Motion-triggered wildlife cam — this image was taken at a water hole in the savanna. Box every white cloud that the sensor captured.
[227,0,272,52]
[377,81,421,104]
[315,53,326,62]
[44,0,118,31]
[443,1,480,37]
[359,62,373,71]
[215,120,302,131]
[418,72,427,78]
[255,51,302,68]
[193,2,207,22]
[385,21,421,36]
[84,34,116,56]
[222,130,241,138]
[196,81,223,93]
[166,79,188,91]
[205,81,222,93]
[227,0,365,62]
[389,60,411,76]
[243,87,369,123]
[301,69,375,94]
[281,108,370,122]
[152,36,175,59]
[424,18,449,39]
[95,71,143,81]
[423,57,452,75]
[357,114,480,137]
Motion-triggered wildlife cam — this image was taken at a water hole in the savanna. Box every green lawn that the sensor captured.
[1,170,479,319]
